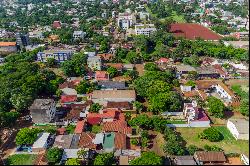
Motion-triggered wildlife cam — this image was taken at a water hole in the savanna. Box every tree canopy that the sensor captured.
[130,152,163,165]
[15,128,41,145]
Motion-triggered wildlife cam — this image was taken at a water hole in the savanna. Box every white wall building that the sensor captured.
[135,24,156,36]
[117,12,136,30]
[87,56,102,70]
[73,31,86,40]
[227,119,249,140]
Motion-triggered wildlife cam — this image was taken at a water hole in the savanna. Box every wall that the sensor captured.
[166,121,210,128]
[227,120,239,140]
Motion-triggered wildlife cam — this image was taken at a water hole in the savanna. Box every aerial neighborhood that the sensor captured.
[0,0,249,165]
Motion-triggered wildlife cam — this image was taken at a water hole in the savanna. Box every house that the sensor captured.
[114,149,141,161]
[175,65,196,78]
[59,80,81,95]
[183,101,210,127]
[53,134,80,149]
[62,149,81,161]
[78,132,97,149]
[123,64,135,71]
[87,109,122,123]
[53,21,62,29]
[48,35,60,43]
[29,31,44,39]
[73,31,86,40]
[91,90,136,104]
[97,81,127,90]
[0,42,17,55]
[106,102,133,111]
[103,132,115,152]
[87,56,102,70]
[227,118,249,140]
[180,85,192,92]
[103,120,132,135]
[170,23,222,41]
[95,71,109,81]
[115,132,127,150]
[29,99,56,124]
[134,24,156,36]
[212,64,228,78]
[60,95,78,107]
[97,53,114,61]
[32,132,51,152]
[156,58,169,65]
[105,63,123,71]
[173,156,197,165]
[196,66,220,79]
[74,120,86,134]
[37,50,74,63]
[194,151,226,165]
[211,82,235,103]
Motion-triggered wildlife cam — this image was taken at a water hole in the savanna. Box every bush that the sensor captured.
[199,127,223,142]
[204,145,223,152]
[46,147,63,163]
[187,145,201,155]
[131,139,139,145]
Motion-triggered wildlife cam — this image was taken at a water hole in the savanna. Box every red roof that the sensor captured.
[87,109,119,119]
[97,53,114,61]
[95,71,109,81]
[194,109,210,122]
[212,64,228,76]
[115,133,127,149]
[74,120,85,134]
[87,117,102,125]
[59,80,81,89]
[53,21,61,29]
[105,63,123,70]
[57,128,66,135]
[78,132,97,149]
[60,95,77,103]
[0,42,16,47]
[170,23,222,40]
[103,121,132,134]
[157,58,169,63]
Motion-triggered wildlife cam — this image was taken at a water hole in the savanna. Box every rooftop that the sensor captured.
[174,156,197,165]
[78,132,96,149]
[29,99,55,110]
[194,151,226,162]
[32,132,50,149]
[103,132,115,150]
[74,120,85,134]
[229,118,249,134]
[53,134,74,149]
[91,90,136,99]
[0,42,16,47]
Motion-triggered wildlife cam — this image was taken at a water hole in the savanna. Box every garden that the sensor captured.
[6,154,38,165]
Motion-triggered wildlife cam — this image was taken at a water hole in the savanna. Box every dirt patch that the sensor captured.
[135,64,145,76]
[225,79,249,87]
[148,131,166,156]
[225,157,243,165]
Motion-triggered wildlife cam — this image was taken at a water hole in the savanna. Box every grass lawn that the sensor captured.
[6,154,37,165]
[166,120,186,124]
[66,125,76,134]
[176,127,249,156]
[33,125,57,134]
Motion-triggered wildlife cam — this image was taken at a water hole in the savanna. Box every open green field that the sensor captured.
[176,127,249,156]
[170,11,186,23]
[6,154,37,165]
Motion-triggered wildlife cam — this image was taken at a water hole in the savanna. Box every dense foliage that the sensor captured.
[206,96,225,118]
[198,127,223,142]
[130,152,163,165]
[46,147,63,163]
[15,128,41,145]
[93,153,114,165]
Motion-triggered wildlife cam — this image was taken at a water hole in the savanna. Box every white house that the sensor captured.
[117,12,136,30]
[32,132,50,152]
[212,82,235,103]
[87,56,102,70]
[73,31,86,40]
[227,119,249,140]
[180,85,192,92]
[135,24,156,36]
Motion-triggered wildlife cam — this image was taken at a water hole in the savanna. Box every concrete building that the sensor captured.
[37,50,74,63]
[29,31,44,39]
[29,99,56,124]
[135,24,156,36]
[227,118,249,140]
[117,12,136,30]
[73,31,86,40]
[0,42,17,56]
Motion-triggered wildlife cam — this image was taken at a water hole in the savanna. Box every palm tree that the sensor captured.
[77,149,88,164]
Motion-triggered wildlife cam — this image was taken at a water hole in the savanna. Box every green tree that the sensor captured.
[126,51,139,64]
[0,111,20,128]
[15,128,41,145]
[76,81,93,94]
[133,101,144,113]
[106,66,118,78]
[239,99,249,116]
[204,144,223,151]
[187,145,200,155]
[46,147,63,163]
[77,149,88,159]
[46,58,57,67]
[10,93,33,112]
[65,158,80,165]
[130,152,162,165]
[89,103,102,113]
[198,127,223,142]
[93,153,114,165]
[144,62,159,71]
[207,97,225,118]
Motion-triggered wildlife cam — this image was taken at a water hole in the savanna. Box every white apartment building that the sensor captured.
[135,24,157,36]
[117,12,136,30]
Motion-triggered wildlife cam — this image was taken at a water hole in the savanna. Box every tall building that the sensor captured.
[37,50,74,63]
[16,32,30,49]
[135,24,157,36]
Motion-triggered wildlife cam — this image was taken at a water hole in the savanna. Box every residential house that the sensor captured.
[173,156,197,165]
[135,24,156,36]
[73,31,86,40]
[227,118,249,140]
[32,132,51,152]
[29,31,44,39]
[183,101,210,127]
[29,99,56,124]
[114,149,141,162]
[60,95,78,107]
[102,120,132,135]
[78,132,98,150]
[62,148,89,161]
[103,132,115,152]
[105,63,123,72]
[37,50,74,63]
[87,56,102,70]
[47,35,60,43]
[180,85,192,92]
[155,58,169,65]
[212,64,228,78]
[95,71,109,81]
[196,66,220,79]
[211,82,235,103]
[0,42,17,56]
[106,102,133,111]
[53,134,80,149]
[194,151,227,165]
[175,65,196,76]
[53,21,62,29]
[59,80,81,96]
[97,53,114,62]
[74,120,86,134]
[87,109,122,123]
[123,64,135,71]
[97,81,127,90]
[91,90,136,105]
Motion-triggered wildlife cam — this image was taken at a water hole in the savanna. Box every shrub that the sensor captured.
[187,145,201,155]
[204,145,223,152]
[199,127,223,142]
[46,147,63,163]
[131,139,139,145]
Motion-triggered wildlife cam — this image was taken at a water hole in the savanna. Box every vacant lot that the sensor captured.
[176,127,249,156]
[6,154,37,165]
[225,79,249,87]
